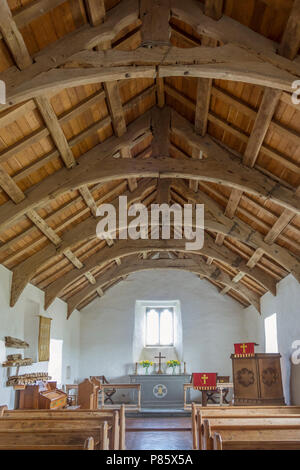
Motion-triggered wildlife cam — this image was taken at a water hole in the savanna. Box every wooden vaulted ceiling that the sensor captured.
[0,0,299,317]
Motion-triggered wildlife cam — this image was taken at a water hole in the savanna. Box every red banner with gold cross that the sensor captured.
[192,373,217,390]
[234,343,255,357]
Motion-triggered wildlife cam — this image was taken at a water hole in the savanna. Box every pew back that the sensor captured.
[202,417,300,450]
[2,405,126,450]
[213,429,300,450]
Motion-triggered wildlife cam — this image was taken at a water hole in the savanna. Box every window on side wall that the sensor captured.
[264,313,278,353]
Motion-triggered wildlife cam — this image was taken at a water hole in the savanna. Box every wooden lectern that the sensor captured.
[231,353,285,406]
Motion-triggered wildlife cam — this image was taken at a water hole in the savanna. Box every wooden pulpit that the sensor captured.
[231,353,285,406]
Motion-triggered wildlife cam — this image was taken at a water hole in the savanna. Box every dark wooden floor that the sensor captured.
[126,417,192,450]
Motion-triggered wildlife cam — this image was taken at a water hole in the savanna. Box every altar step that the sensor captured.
[126,408,191,418]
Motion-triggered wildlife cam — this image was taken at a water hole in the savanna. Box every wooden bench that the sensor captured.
[0,423,109,450]
[202,417,300,450]
[191,403,300,449]
[0,436,94,450]
[1,406,125,450]
[213,428,300,450]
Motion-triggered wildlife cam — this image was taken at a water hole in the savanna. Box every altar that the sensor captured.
[129,374,191,408]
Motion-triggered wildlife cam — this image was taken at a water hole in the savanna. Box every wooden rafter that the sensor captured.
[66,254,261,317]
[279,0,300,60]
[0,0,32,70]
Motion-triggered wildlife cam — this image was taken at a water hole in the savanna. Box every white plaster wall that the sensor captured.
[0,265,80,408]
[80,270,246,396]
[243,274,300,405]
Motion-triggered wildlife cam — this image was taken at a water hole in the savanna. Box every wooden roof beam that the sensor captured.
[0,111,151,233]
[43,230,276,311]
[227,87,281,221]
[85,0,106,26]
[204,0,223,20]
[10,180,155,306]
[66,255,261,317]
[35,96,76,169]
[165,82,300,175]
[1,108,300,238]
[0,0,32,70]
[171,178,300,280]
[140,0,171,47]
[243,88,281,168]
[279,0,300,60]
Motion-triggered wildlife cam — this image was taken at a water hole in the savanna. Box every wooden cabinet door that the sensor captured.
[257,355,284,400]
[232,357,259,400]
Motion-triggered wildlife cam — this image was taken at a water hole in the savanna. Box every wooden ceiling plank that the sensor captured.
[279,0,300,60]
[68,116,112,148]
[0,0,32,70]
[13,0,67,31]
[0,101,36,128]
[58,89,106,124]
[0,127,49,165]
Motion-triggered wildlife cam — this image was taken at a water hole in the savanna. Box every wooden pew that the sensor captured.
[0,422,109,450]
[202,417,300,450]
[0,436,94,450]
[2,406,126,450]
[213,429,300,450]
[0,405,7,416]
[191,403,300,449]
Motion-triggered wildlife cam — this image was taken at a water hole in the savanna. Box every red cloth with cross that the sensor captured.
[234,342,255,357]
[192,373,217,390]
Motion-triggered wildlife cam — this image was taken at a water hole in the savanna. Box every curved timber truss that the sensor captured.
[0,0,299,317]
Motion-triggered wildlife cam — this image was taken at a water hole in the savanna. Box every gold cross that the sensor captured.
[201,374,209,385]
[241,343,247,354]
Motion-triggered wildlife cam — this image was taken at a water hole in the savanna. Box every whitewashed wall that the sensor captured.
[79,270,247,393]
[243,274,300,405]
[0,265,80,408]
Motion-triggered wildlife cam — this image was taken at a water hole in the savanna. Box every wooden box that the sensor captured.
[38,389,67,409]
[231,353,285,406]
[18,382,67,409]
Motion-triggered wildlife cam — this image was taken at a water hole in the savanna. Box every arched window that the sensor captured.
[145,307,174,346]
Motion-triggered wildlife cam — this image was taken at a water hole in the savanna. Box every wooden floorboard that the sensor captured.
[125,418,192,450]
